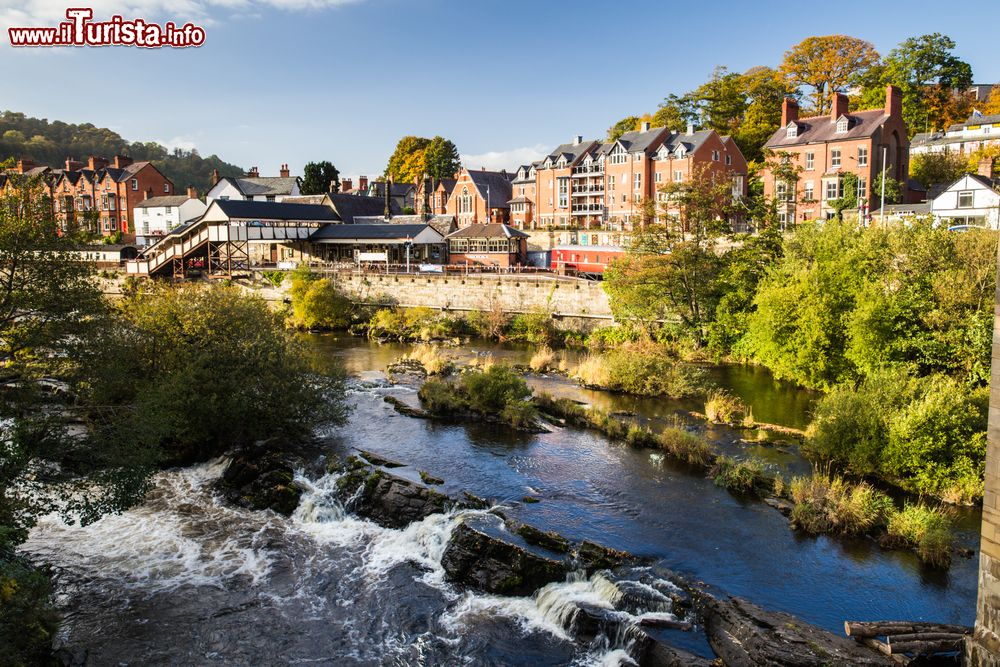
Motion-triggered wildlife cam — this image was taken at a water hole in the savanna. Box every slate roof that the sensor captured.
[213,199,339,221]
[543,140,598,165]
[765,110,889,148]
[660,129,714,154]
[465,170,513,209]
[281,194,328,205]
[135,195,192,209]
[309,223,433,241]
[354,181,416,198]
[950,113,1000,131]
[446,223,529,239]
[220,176,299,197]
[436,178,457,195]
[327,193,401,223]
[606,126,668,154]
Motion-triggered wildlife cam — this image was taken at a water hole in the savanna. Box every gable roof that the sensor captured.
[326,193,401,223]
[308,223,440,242]
[135,195,192,209]
[542,140,598,166]
[217,176,299,197]
[659,129,715,156]
[446,223,529,239]
[213,199,339,221]
[606,126,669,154]
[465,170,513,209]
[765,109,890,148]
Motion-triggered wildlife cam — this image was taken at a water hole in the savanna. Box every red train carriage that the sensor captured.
[550,245,626,278]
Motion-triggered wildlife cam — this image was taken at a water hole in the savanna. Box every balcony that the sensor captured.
[571,184,605,196]
[571,203,605,215]
[571,165,604,177]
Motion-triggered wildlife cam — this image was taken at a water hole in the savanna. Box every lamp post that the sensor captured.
[404,238,412,273]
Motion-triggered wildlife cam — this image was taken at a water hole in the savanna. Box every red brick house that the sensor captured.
[762,85,911,224]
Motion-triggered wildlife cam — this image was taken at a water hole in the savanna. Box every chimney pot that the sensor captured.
[781,98,799,127]
[686,123,694,135]
[279,163,290,178]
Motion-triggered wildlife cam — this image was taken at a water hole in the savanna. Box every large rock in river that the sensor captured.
[217,448,301,516]
[441,522,569,596]
[698,595,895,666]
[335,460,451,529]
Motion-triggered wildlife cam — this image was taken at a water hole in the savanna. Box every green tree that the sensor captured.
[909,151,968,190]
[76,284,350,465]
[385,136,431,184]
[300,160,340,195]
[607,116,641,142]
[859,33,973,135]
[872,172,903,207]
[780,35,880,114]
[423,136,461,181]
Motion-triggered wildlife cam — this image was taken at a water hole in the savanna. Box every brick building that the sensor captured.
[762,85,911,224]
[445,168,514,227]
[3,155,173,238]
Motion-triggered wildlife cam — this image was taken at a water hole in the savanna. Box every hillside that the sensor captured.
[0,111,245,192]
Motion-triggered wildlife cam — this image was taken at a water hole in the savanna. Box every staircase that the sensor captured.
[126,220,210,277]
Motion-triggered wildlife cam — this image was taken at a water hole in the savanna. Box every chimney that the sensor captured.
[573,134,583,146]
[384,178,393,219]
[358,175,368,192]
[885,84,902,118]
[65,157,84,171]
[16,158,35,173]
[831,92,849,122]
[113,154,132,169]
[145,188,154,200]
[279,163,289,178]
[481,166,486,171]
[246,166,259,178]
[781,98,799,126]
[187,186,198,199]
[341,177,353,192]
[210,169,220,186]
[641,121,651,132]
[686,123,694,135]
[978,157,995,178]
[87,155,109,171]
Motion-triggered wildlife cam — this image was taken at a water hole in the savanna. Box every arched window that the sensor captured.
[459,187,472,214]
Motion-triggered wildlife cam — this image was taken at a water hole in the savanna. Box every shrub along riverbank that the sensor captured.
[282,217,997,506]
[529,391,958,569]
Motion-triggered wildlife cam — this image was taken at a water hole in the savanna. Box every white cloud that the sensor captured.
[460,144,550,172]
[0,0,360,30]
[153,136,199,152]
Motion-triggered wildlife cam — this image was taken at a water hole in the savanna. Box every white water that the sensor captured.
[22,451,682,666]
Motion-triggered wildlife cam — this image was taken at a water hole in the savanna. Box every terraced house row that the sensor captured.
[506,123,748,232]
[0,155,174,238]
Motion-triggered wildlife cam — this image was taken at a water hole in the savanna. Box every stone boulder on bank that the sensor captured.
[696,594,896,666]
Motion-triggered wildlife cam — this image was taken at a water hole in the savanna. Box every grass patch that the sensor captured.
[885,503,954,569]
[704,390,749,425]
[658,427,713,468]
[571,342,708,398]
[405,345,453,375]
[418,365,538,430]
[529,347,557,372]
[789,474,894,536]
[710,457,773,498]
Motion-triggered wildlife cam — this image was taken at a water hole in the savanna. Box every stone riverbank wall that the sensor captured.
[261,270,614,329]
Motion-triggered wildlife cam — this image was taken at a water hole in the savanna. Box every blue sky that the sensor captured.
[2,0,997,179]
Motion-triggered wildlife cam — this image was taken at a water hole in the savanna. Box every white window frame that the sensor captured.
[857,147,868,167]
[831,149,841,168]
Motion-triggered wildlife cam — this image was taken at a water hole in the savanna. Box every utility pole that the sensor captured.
[880,146,888,227]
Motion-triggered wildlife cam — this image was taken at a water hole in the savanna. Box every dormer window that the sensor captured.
[675,147,686,158]
[786,123,798,138]
[836,117,849,133]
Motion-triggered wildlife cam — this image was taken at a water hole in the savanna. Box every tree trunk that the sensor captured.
[843,621,971,638]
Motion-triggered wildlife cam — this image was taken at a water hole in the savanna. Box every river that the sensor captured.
[22,335,982,666]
